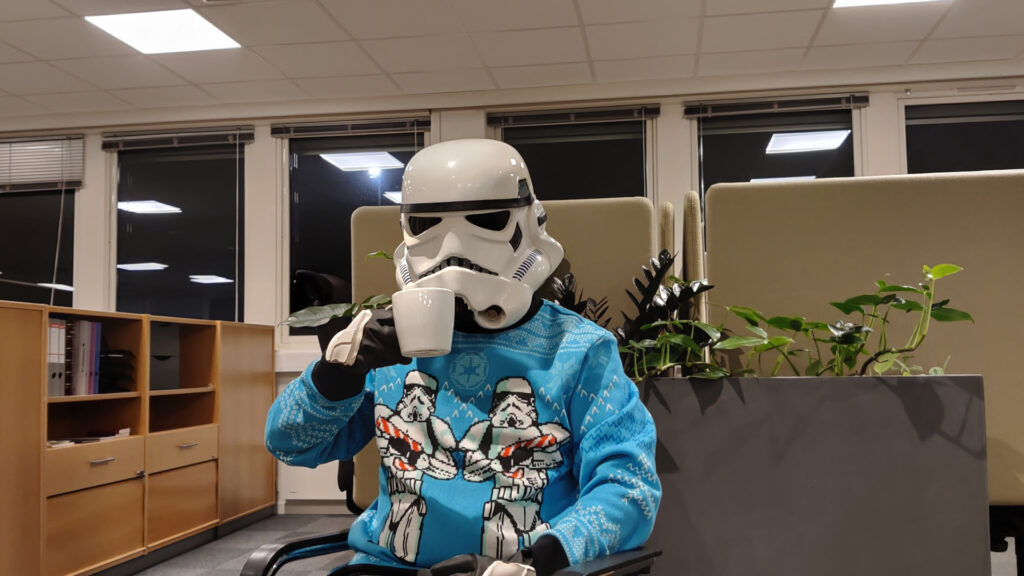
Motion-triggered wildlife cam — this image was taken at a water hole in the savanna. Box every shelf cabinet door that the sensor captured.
[147,460,218,547]
[218,323,275,522]
[45,478,145,576]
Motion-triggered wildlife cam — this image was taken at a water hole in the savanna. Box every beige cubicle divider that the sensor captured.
[348,197,665,510]
[704,169,1024,505]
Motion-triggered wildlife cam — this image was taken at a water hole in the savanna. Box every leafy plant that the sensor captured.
[713,263,973,377]
[285,293,392,328]
[550,273,610,328]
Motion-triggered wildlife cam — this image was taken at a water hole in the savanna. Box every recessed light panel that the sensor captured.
[190,275,233,284]
[85,9,240,55]
[320,152,405,172]
[117,200,181,214]
[766,130,851,154]
[117,262,168,271]
[383,192,403,204]
[833,0,947,7]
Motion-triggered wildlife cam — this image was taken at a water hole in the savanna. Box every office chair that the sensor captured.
[245,268,660,576]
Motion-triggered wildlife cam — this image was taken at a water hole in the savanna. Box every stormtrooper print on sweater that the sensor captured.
[266,300,661,572]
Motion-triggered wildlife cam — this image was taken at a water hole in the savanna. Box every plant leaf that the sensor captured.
[726,305,765,326]
[929,264,962,280]
[830,301,863,315]
[877,280,924,294]
[367,250,393,260]
[713,336,764,350]
[930,307,974,322]
[747,325,768,339]
[689,366,730,380]
[767,315,805,332]
[658,333,701,352]
[690,320,722,342]
[892,300,924,312]
[285,303,358,328]
[361,293,392,309]
[873,352,897,374]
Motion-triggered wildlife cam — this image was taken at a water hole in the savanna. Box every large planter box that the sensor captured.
[642,375,989,576]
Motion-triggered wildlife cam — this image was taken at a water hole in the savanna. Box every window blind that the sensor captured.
[271,117,430,139]
[102,126,255,151]
[684,94,868,118]
[0,136,84,193]
[488,105,660,128]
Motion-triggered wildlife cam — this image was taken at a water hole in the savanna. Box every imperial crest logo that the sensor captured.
[450,352,488,391]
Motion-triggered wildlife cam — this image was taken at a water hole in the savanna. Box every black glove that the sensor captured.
[312,309,410,401]
[417,535,568,576]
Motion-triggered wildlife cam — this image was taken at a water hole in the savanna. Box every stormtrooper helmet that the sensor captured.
[394,138,563,330]
[397,370,438,422]
[489,377,537,429]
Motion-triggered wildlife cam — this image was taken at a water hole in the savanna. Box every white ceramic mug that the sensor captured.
[391,287,456,357]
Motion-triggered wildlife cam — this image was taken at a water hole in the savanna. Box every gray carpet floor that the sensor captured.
[133,514,1017,575]
[136,514,356,576]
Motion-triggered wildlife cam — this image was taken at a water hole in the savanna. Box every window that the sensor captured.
[283,123,426,331]
[0,136,82,306]
[493,107,656,200]
[906,100,1024,174]
[114,138,247,321]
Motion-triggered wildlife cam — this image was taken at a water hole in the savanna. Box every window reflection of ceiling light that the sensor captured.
[766,130,851,154]
[38,283,74,292]
[85,9,240,54]
[117,262,168,271]
[320,151,405,172]
[834,0,946,7]
[368,167,381,178]
[383,192,403,204]
[750,176,818,183]
[118,200,181,214]
[189,275,233,284]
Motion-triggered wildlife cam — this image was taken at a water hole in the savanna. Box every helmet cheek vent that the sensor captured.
[509,223,522,252]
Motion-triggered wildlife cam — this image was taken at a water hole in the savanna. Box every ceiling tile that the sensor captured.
[293,75,401,98]
[202,79,309,103]
[110,85,217,108]
[473,28,586,67]
[446,0,577,31]
[0,0,71,21]
[0,17,135,59]
[702,11,823,53]
[911,36,1024,64]
[706,0,831,17]
[933,0,1024,39]
[252,42,379,78]
[52,55,186,89]
[362,35,481,73]
[391,68,494,94]
[492,63,591,89]
[803,41,917,69]
[698,48,805,76]
[594,55,695,82]
[587,19,699,60]
[24,90,132,112]
[816,3,948,45]
[51,0,186,16]
[0,95,46,116]
[0,62,94,94]
[0,41,32,63]
[153,49,283,83]
[578,0,701,24]
[198,0,348,46]
[320,0,460,39]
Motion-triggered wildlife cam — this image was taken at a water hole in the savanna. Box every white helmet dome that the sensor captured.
[394,139,563,330]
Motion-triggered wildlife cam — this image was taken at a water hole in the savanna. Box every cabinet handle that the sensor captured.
[90,457,115,466]
[178,442,199,449]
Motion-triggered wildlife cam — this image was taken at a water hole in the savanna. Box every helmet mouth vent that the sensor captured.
[422,256,497,278]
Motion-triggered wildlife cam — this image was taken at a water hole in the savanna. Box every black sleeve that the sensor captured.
[526,534,570,576]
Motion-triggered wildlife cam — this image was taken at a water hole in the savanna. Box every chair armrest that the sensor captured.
[241,530,350,576]
[552,547,661,576]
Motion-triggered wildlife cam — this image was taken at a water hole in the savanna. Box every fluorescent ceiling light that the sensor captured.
[766,130,851,154]
[85,9,239,54]
[118,200,181,214]
[834,0,946,6]
[117,262,168,271]
[320,152,405,172]
[190,275,233,284]
[38,283,74,292]
[383,192,403,204]
[750,176,818,183]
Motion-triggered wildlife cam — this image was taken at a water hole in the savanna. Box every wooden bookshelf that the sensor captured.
[0,300,276,576]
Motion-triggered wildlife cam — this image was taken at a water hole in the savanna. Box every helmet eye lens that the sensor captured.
[465,210,511,231]
[408,215,441,236]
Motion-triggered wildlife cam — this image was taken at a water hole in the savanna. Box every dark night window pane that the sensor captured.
[502,121,647,200]
[906,100,1024,174]
[116,145,244,321]
[699,110,855,207]
[288,132,424,332]
[0,189,74,306]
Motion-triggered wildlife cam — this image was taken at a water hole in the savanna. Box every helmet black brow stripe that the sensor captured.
[401,196,532,214]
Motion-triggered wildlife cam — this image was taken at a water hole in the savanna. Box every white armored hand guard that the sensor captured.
[481,561,535,576]
[324,309,374,366]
